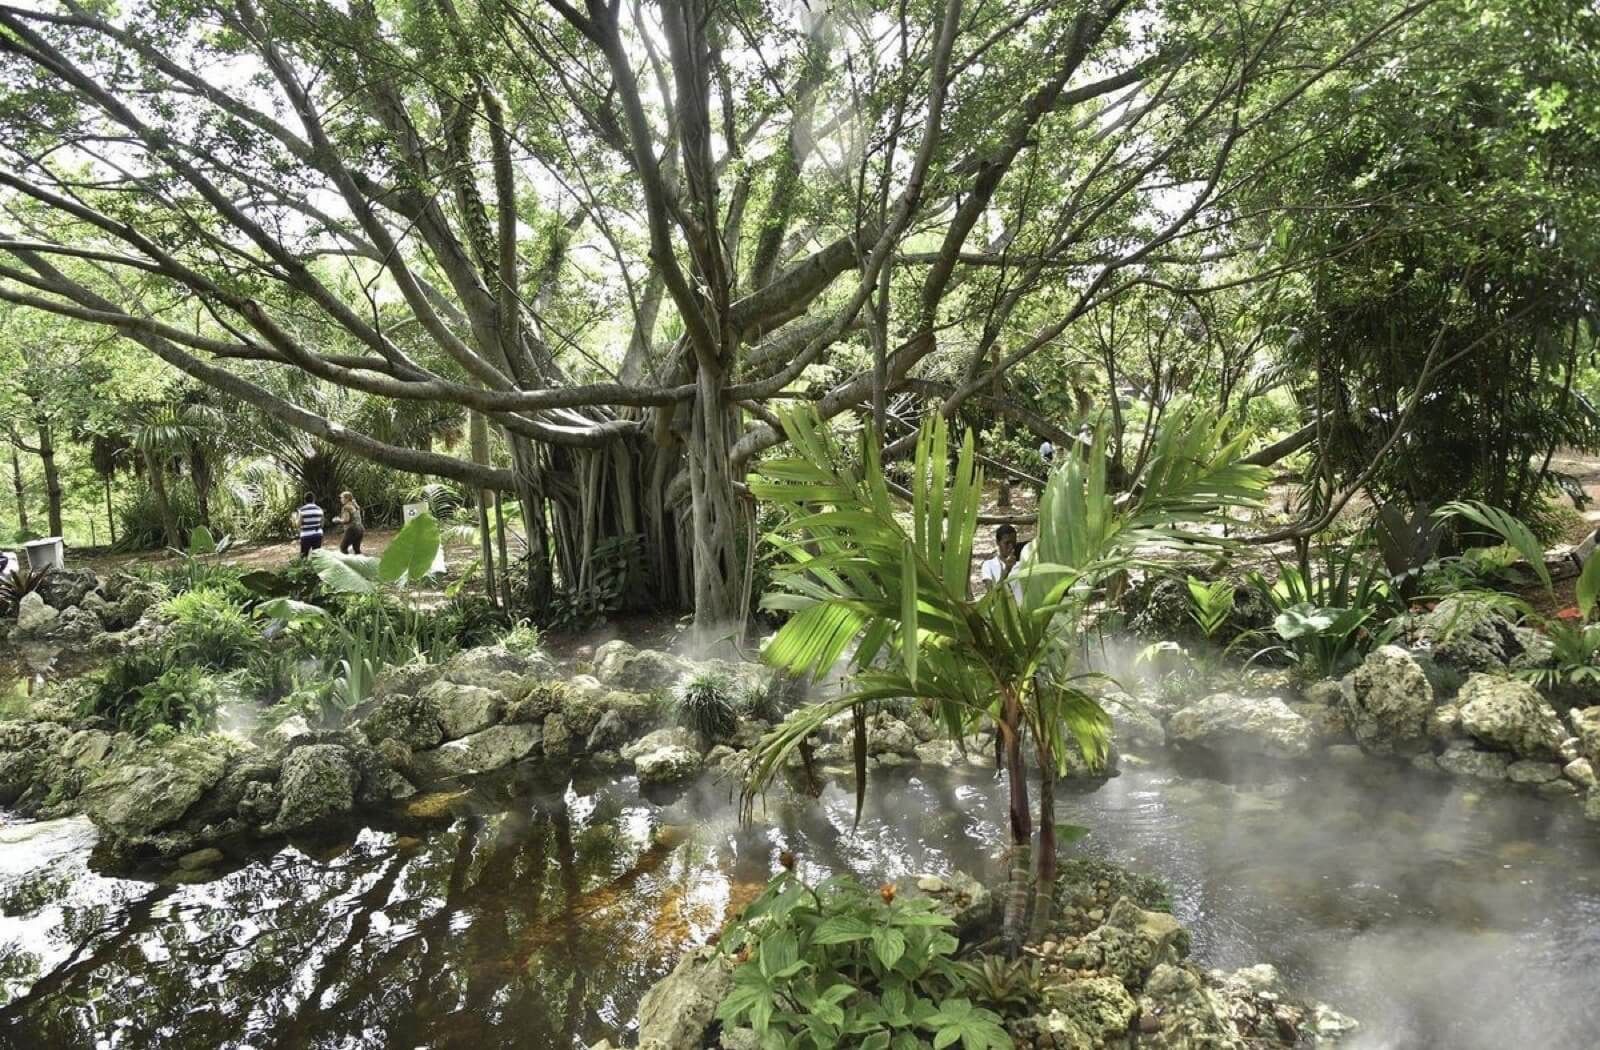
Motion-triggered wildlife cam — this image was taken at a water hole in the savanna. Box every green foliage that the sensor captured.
[498,621,545,658]
[521,534,642,632]
[1246,545,1398,677]
[0,564,50,616]
[1434,501,1553,592]
[435,592,511,650]
[159,586,262,670]
[949,956,1045,1019]
[1184,576,1236,642]
[1518,620,1600,691]
[674,669,738,739]
[81,650,219,735]
[717,871,1009,1050]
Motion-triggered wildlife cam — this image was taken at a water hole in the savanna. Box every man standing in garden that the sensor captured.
[980,524,1025,601]
[292,494,325,560]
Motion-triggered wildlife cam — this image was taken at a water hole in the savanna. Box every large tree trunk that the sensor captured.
[10,440,30,535]
[104,476,117,546]
[143,449,181,550]
[469,411,498,606]
[686,372,743,640]
[37,421,63,537]
[509,434,552,609]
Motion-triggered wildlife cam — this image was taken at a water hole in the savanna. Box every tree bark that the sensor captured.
[143,448,181,549]
[9,439,30,535]
[687,373,744,639]
[1030,735,1059,942]
[37,420,63,537]
[469,410,498,606]
[999,686,1033,955]
[104,476,117,546]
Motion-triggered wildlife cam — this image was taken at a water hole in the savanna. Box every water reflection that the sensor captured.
[1,757,1598,1049]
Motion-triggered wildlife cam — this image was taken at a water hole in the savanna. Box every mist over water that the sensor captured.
[1,747,1597,1048]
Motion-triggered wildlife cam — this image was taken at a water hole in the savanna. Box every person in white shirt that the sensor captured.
[1039,439,1055,467]
[979,525,1026,602]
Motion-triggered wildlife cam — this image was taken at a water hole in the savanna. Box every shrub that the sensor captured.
[674,669,738,738]
[82,649,220,735]
[438,592,511,649]
[160,586,262,669]
[0,565,51,617]
[717,869,1010,1049]
[499,621,545,658]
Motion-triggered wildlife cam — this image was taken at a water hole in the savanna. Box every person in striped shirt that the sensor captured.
[292,494,325,559]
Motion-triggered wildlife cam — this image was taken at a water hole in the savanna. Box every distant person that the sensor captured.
[980,524,1025,601]
[1039,439,1055,467]
[337,491,364,554]
[292,494,325,559]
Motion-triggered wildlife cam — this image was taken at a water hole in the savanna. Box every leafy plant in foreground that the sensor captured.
[0,564,50,617]
[1185,576,1236,643]
[745,401,1269,950]
[717,869,1010,1050]
[81,649,219,735]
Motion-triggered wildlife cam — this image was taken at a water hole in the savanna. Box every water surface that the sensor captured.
[1,755,1596,1049]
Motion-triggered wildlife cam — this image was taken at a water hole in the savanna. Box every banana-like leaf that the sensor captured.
[1579,550,1600,619]
[379,511,441,585]
[310,549,380,594]
[258,597,328,622]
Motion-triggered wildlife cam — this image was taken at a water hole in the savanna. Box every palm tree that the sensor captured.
[742,401,1269,950]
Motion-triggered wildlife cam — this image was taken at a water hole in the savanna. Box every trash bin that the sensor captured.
[23,537,65,570]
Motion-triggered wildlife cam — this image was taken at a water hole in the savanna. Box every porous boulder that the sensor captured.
[635,945,734,1050]
[360,691,446,751]
[1571,706,1600,765]
[14,592,60,637]
[437,643,553,697]
[410,723,542,781]
[1062,896,1191,986]
[1436,742,1511,781]
[1416,598,1526,674]
[78,734,234,842]
[267,744,359,833]
[1340,646,1433,755]
[1167,693,1313,759]
[1456,674,1565,760]
[594,640,686,691]
[418,680,503,741]
[37,567,99,610]
[1104,690,1167,750]
[1136,963,1245,1050]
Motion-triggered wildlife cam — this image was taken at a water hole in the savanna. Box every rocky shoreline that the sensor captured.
[1122,597,1600,823]
[607,859,1359,1050]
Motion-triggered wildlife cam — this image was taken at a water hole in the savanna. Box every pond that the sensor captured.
[1,753,1597,1049]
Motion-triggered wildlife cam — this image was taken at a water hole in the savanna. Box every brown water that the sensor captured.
[1,756,1598,1049]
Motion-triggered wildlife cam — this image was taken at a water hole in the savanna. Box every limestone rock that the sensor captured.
[1167,693,1313,759]
[1340,646,1433,755]
[410,723,542,781]
[15,592,59,636]
[622,726,700,762]
[867,716,919,757]
[437,643,552,697]
[1104,690,1167,750]
[913,739,965,766]
[1136,963,1243,1050]
[1505,759,1562,785]
[542,712,573,756]
[360,691,446,751]
[36,567,98,610]
[1061,896,1189,985]
[635,744,703,786]
[585,710,629,752]
[1586,787,1600,823]
[594,640,686,691]
[1417,597,1527,674]
[1042,976,1138,1043]
[1456,675,1565,759]
[1436,743,1511,781]
[79,735,233,840]
[418,680,503,741]
[268,745,359,833]
[635,944,734,1050]
[1564,757,1597,788]
[1571,706,1600,764]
